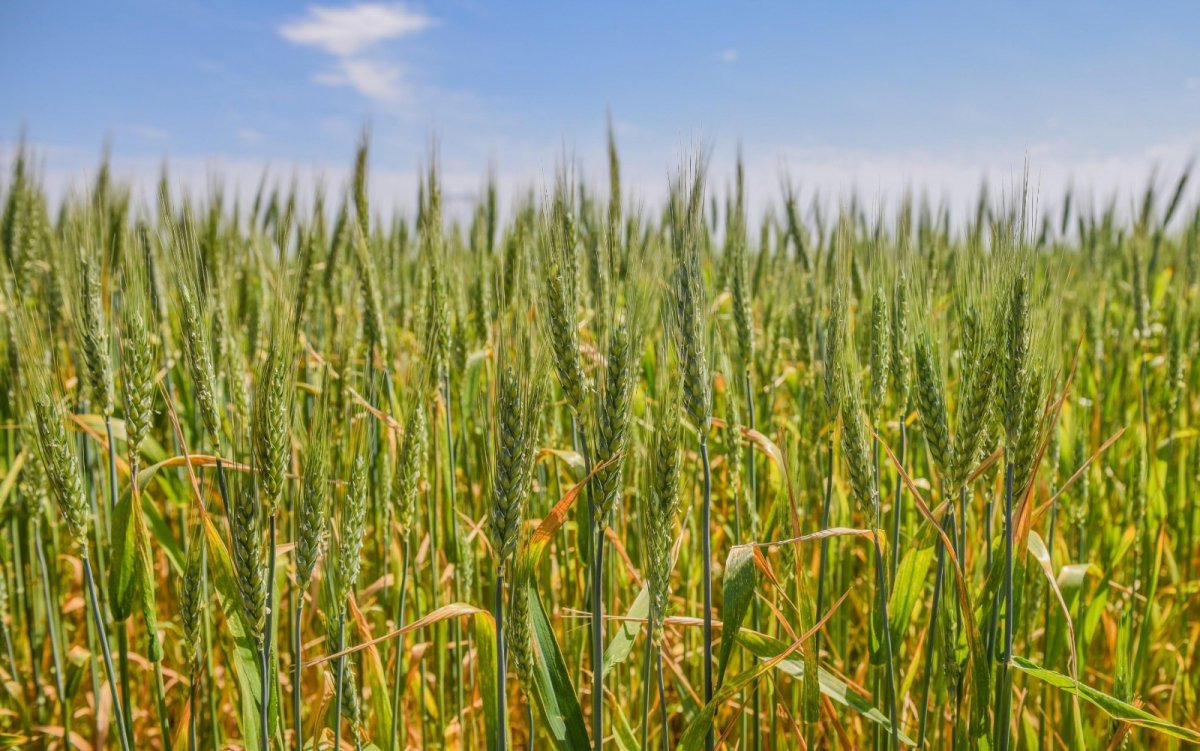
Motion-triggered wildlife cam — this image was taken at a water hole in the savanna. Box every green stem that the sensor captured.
[419,653,428,746]
[814,435,835,667]
[578,415,600,751]
[700,433,713,751]
[916,504,950,749]
[0,441,15,690]
[201,440,225,748]
[84,589,101,747]
[657,646,670,751]
[214,457,232,518]
[872,529,899,751]
[117,627,131,741]
[444,374,466,745]
[743,368,760,751]
[16,513,38,725]
[83,555,131,751]
[0,586,16,696]
[35,521,72,749]
[103,415,118,513]
[293,597,304,751]
[154,660,170,748]
[201,533,219,746]
[390,536,411,750]
[525,700,534,751]
[188,666,198,751]
[891,415,906,583]
[641,632,653,751]
[571,415,590,572]
[592,521,605,751]
[994,460,1015,751]
[262,512,277,751]
[428,407,445,721]
[334,614,346,751]
[496,571,508,751]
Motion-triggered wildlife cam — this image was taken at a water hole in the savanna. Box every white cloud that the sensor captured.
[1186,77,1200,90]
[236,127,264,144]
[279,3,432,56]
[720,48,738,64]
[280,3,432,103]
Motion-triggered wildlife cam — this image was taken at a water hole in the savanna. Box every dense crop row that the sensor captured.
[0,136,1198,749]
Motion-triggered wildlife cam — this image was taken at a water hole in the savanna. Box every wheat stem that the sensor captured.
[390,534,411,750]
[153,660,170,748]
[334,614,346,751]
[994,459,1016,751]
[188,663,198,751]
[700,432,714,751]
[83,554,131,751]
[592,521,605,751]
[34,521,71,749]
[657,646,670,751]
[814,434,835,668]
[891,416,906,583]
[261,511,278,751]
[916,505,948,749]
[495,571,508,751]
[293,595,304,751]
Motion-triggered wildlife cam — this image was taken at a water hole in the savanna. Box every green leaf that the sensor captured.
[142,492,185,573]
[529,584,590,751]
[602,586,648,678]
[202,515,265,749]
[881,534,935,661]
[346,592,392,749]
[715,544,756,689]
[610,698,638,751]
[794,561,820,725]
[132,488,162,661]
[0,451,24,511]
[1012,655,1200,743]
[737,630,916,746]
[473,611,504,751]
[1027,531,1078,678]
[1083,586,1107,644]
[107,488,137,621]
[678,627,827,751]
[537,447,585,476]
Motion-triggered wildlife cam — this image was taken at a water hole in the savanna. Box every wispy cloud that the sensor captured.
[236,127,264,144]
[719,48,738,64]
[314,59,404,103]
[280,3,433,103]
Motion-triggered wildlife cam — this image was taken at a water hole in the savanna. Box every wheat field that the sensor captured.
[0,135,1198,750]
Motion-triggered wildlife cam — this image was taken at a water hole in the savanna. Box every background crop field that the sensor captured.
[1,139,1198,750]
[3,2,1200,749]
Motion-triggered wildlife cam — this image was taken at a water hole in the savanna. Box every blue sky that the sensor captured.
[2,1,1198,215]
